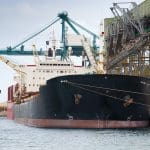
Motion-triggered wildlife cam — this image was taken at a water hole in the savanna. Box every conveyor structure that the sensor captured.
[105,1,150,77]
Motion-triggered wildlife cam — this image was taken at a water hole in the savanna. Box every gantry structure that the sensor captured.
[104,0,150,77]
[0,12,99,60]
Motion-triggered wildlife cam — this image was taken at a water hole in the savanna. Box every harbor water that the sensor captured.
[0,117,150,150]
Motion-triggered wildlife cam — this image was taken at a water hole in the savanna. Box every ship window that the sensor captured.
[58,64,60,66]
[33,84,35,86]
[43,70,45,73]
[60,71,63,73]
[43,77,45,79]
[51,71,53,73]
[53,64,57,66]
[37,84,39,86]
[33,70,35,72]
[39,77,41,79]
[61,64,63,66]
[46,70,49,73]
[33,77,35,79]
[29,84,31,86]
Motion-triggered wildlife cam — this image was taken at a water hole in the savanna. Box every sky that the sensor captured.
[0,0,144,102]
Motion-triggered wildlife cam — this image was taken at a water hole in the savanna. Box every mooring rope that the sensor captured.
[64,81,150,96]
[61,80,150,108]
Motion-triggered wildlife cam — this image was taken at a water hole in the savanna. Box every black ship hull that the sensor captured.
[13,74,150,128]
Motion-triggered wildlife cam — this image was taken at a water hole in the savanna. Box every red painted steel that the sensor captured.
[7,102,14,120]
[14,118,149,128]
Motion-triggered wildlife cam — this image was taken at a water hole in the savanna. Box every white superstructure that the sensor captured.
[15,56,93,93]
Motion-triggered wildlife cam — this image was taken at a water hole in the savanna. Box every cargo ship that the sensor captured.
[10,74,150,128]
[5,34,150,128]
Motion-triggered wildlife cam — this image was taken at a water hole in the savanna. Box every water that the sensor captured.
[0,117,150,150]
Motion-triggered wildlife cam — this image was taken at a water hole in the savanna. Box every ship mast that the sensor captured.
[45,29,57,60]
[51,29,56,58]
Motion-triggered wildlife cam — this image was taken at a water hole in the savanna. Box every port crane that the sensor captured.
[0,12,102,73]
[0,12,99,60]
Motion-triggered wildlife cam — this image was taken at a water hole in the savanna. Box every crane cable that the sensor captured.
[61,80,150,108]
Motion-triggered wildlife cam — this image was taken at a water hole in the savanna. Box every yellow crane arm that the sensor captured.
[0,56,26,75]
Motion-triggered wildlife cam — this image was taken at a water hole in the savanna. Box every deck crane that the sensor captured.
[0,55,26,100]
[0,56,25,75]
